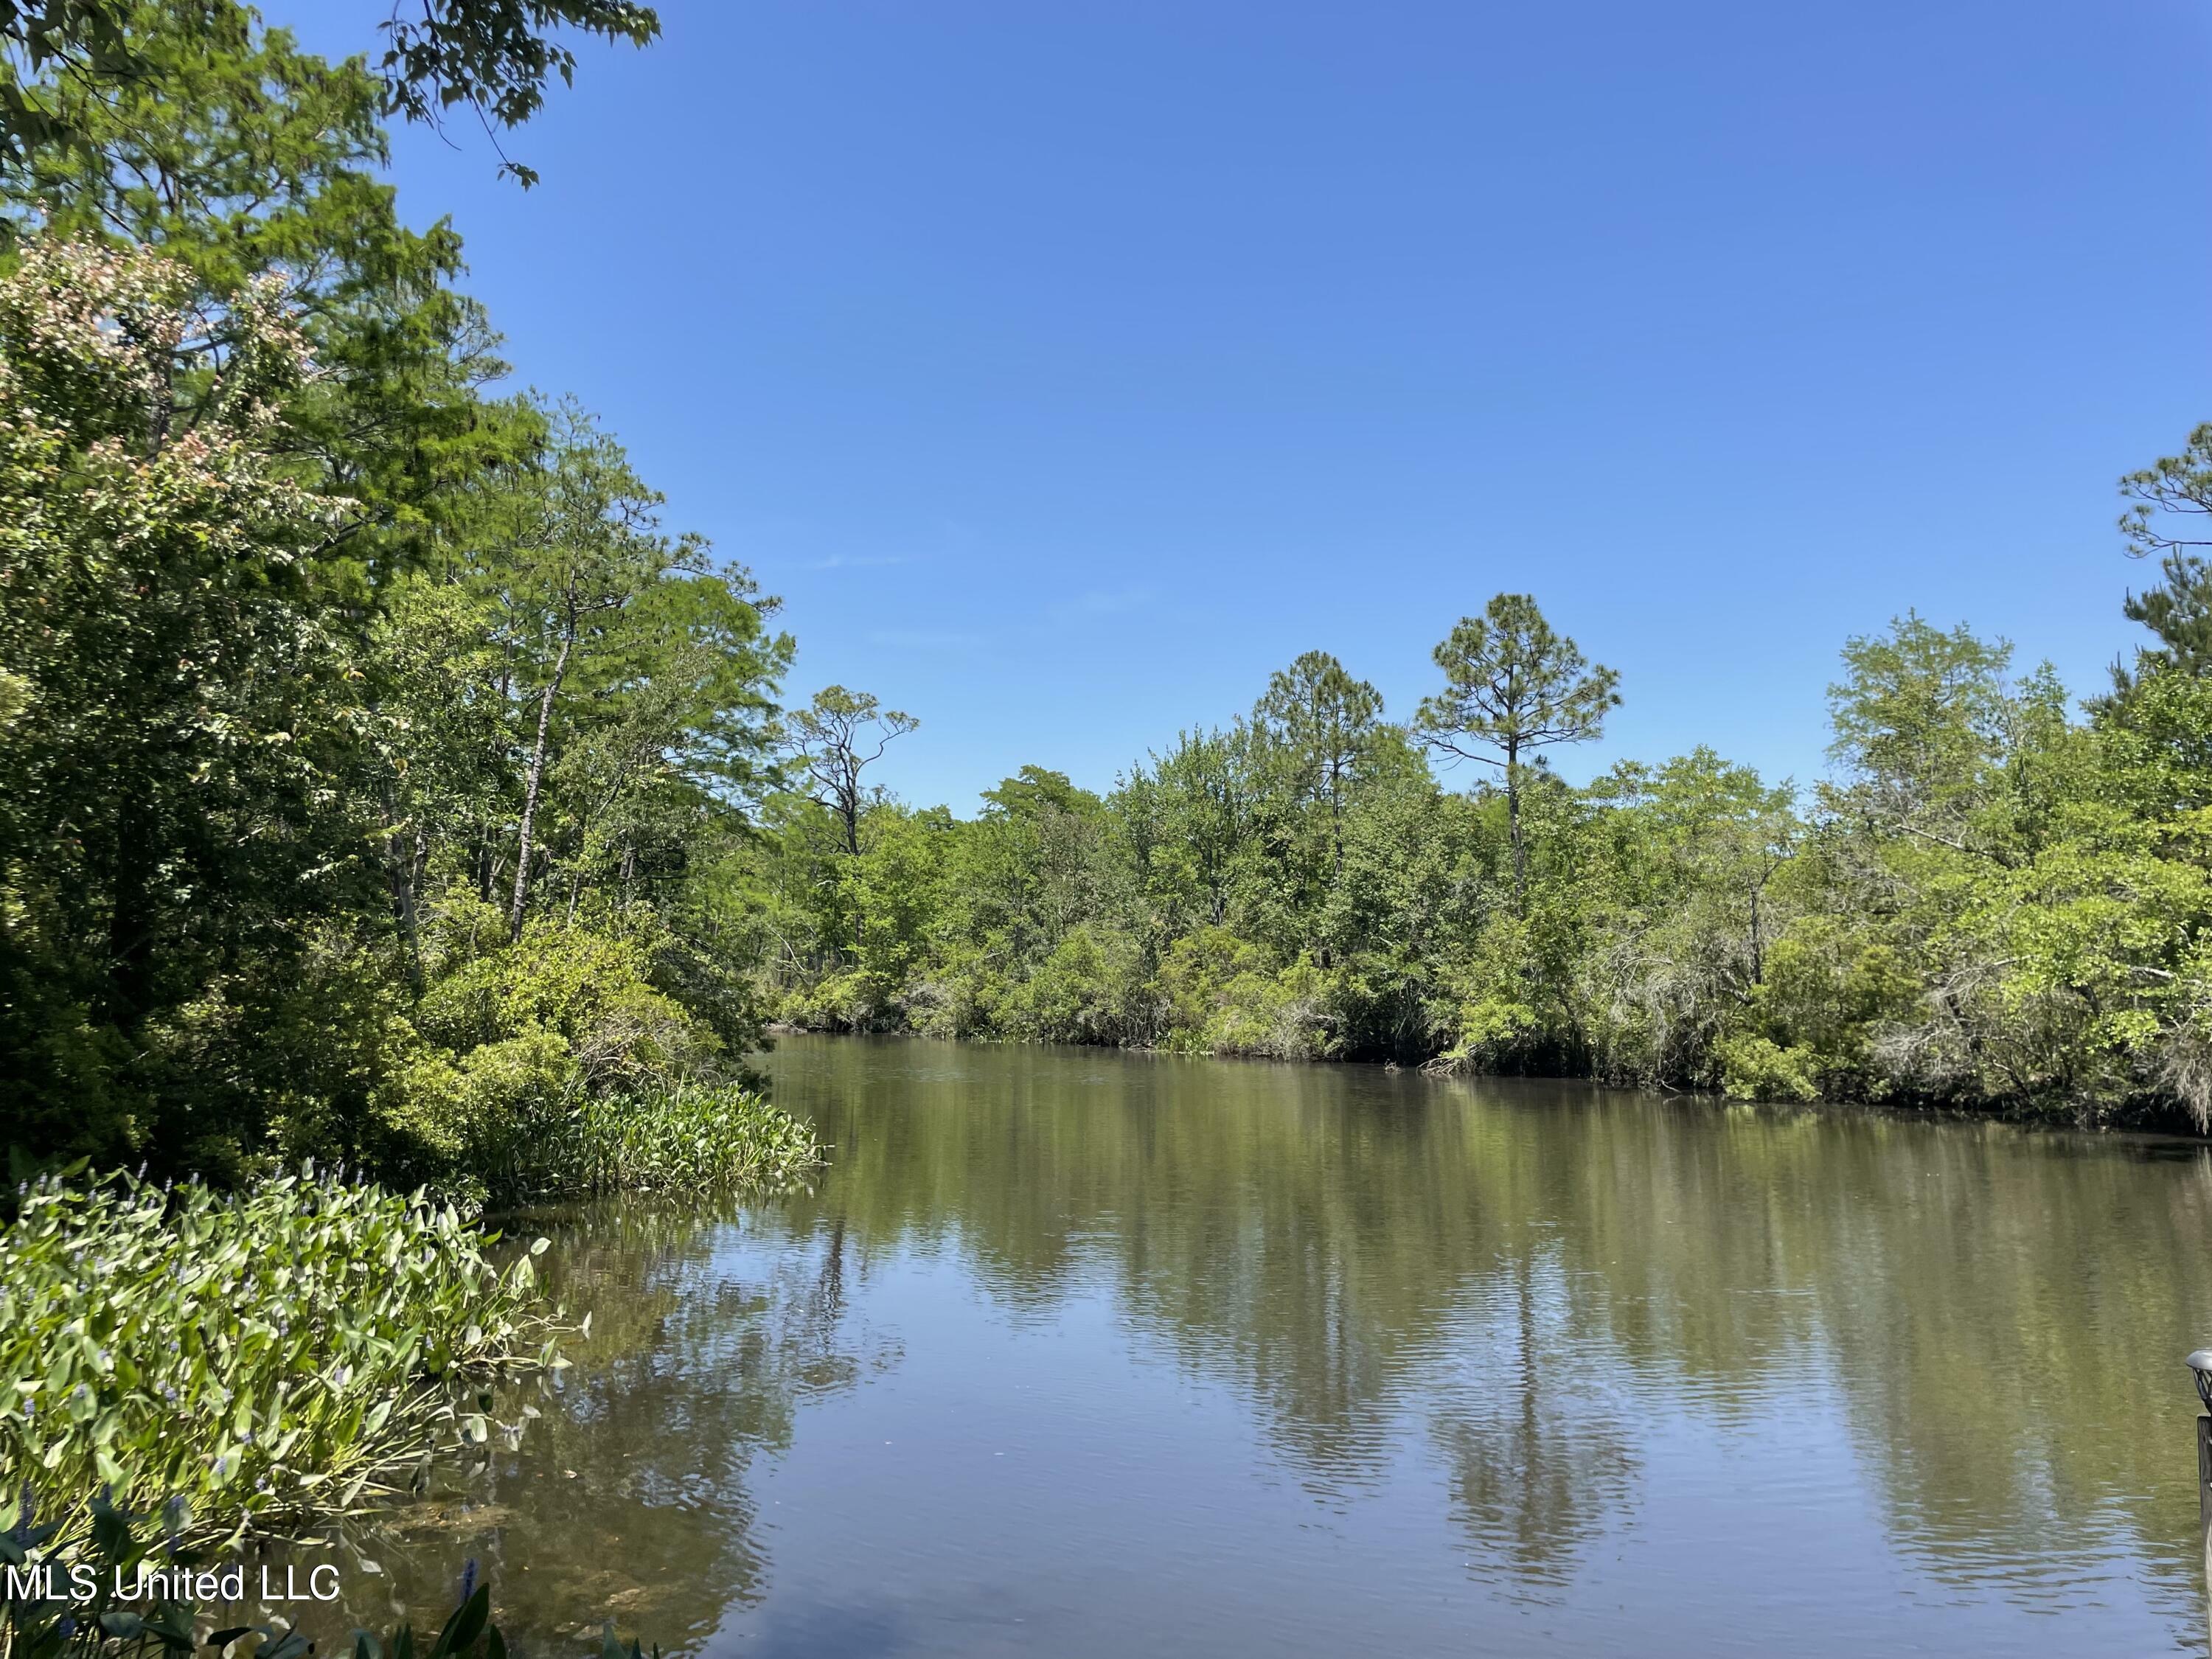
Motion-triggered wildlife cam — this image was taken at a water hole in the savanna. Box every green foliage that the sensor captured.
[377,0,661,186]
[998,926,1150,1047]
[741,438,2212,1131]
[562,1085,821,1198]
[1714,1034,1822,1103]
[0,234,355,1170]
[1255,650,1383,888]
[785,684,919,862]
[1826,613,2017,827]
[0,1169,560,1553]
[372,916,818,1203]
[387,1064,819,1206]
[415,921,708,1088]
[0,0,796,1184]
[1416,593,1621,899]
[2114,421,2212,683]
[0,0,658,184]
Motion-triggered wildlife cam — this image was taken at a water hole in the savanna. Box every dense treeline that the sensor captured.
[5,3,2211,1178]
[748,469,2212,1130]
[0,1,813,1188]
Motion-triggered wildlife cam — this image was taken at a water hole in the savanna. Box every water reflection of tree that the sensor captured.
[1430,1253,1639,1596]
[776,1043,1646,1582]
[326,1203,891,1652]
[771,1037,2212,1610]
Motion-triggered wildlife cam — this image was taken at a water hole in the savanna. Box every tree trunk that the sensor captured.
[394,834,425,992]
[840,771,866,956]
[105,818,158,1031]
[838,762,861,858]
[1506,740,1526,909]
[509,625,574,941]
[380,779,426,992]
[1329,754,1345,880]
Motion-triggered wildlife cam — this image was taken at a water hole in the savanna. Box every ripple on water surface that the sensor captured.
[282,1038,2212,1656]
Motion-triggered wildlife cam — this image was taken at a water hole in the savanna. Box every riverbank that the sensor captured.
[0,1082,824,1561]
[765,1017,2211,1136]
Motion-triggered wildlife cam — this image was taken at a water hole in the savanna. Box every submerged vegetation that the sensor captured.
[0,1169,557,1553]
[0,1498,658,1659]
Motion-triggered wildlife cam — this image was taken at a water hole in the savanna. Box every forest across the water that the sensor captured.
[7,0,2212,1211]
[752,534,2212,1133]
[0,4,2207,1645]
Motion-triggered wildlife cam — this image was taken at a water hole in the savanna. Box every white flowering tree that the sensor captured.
[0,236,352,1164]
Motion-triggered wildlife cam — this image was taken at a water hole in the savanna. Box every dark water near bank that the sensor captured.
[320,1037,2212,1654]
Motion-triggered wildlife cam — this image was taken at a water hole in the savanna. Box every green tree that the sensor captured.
[1416,594,1620,903]
[0,0,659,183]
[482,407,676,936]
[378,399,790,945]
[1141,726,1258,931]
[0,235,347,1164]
[1254,650,1383,883]
[786,686,919,860]
[4,0,522,603]
[2112,422,2212,684]
[1823,612,2018,850]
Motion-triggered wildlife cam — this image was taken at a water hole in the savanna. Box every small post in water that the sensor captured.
[2188,1350,2212,1655]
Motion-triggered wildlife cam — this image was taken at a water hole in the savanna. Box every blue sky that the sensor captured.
[279,1,2211,812]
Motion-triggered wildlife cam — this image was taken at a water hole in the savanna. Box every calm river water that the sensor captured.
[327,1036,2212,1654]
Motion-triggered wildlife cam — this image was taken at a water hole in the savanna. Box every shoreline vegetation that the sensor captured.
[1,1500,641,1659]
[0,1106,818,1576]
[6,3,2211,1192]
[0,1,821,1590]
[0,1126,815,1607]
[756,539,2212,1135]
[0,1169,557,1559]
[0,1088,817,1562]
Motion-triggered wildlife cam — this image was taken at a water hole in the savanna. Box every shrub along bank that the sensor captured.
[367,914,822,1208]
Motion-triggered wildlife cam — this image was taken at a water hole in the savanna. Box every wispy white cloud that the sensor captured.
[1046,585,1156,622]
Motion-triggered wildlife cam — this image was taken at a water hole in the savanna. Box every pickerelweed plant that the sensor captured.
[502,1085,824,1203]
[0,1168,567,1556]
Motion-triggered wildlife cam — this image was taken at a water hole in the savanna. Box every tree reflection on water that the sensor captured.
[251,1037,2212,1649]
[765,1039,2212,1614]
[297,1204,897,1647]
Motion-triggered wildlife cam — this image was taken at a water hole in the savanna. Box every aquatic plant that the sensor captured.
[0,1169,563,1554]
[468,1084,824,1206]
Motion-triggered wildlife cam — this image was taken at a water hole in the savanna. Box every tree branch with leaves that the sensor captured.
[1415,594,1620,904]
